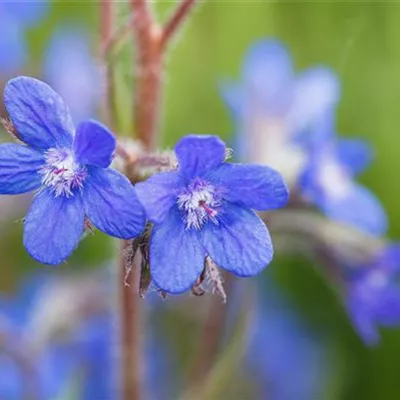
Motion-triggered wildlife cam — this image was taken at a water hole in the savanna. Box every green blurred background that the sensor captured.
[2,1,400,399]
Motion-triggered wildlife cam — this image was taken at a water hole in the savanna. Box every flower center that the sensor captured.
[318,158,351,199]
[40,148,87,197]
[177,178,221,230]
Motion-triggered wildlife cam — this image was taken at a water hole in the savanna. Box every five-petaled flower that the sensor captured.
[346,244,400,346]
[0,76,145,264]
[135,134,289,294]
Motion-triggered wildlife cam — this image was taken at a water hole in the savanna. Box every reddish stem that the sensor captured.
[100,0,116,129]
[119,240,142,400]
[117,1,203,399]
[131,0,162,150]
[160,0,199,50]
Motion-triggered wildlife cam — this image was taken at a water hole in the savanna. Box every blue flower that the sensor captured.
[221,39,339,184]
[44,26,101,123]
[135,134,289,294]
[299,109,387,236]
[0,76,145,264]
[346,244,400,346]
[247,288,328,400]
[0,273,113,399]
[0,0,48,75]
[0,274,70,399]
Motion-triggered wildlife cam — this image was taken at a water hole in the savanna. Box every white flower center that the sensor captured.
[245,116,306,185]
[177,179,221,230]
[317,159,351,199]
[40,148,87,197]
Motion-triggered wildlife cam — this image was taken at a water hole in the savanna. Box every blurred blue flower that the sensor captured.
[0,0,48,74]
[299,109,387,236]
[44,27,101,123]
[247,288,327,400]
[0,76,145,264]
[346,244,400,346]
[0,275,71,399]
[0,274,114,399]
[221,39,339,184]
[136,134,289,294]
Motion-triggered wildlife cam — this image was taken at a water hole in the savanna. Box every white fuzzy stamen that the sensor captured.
[177,179,221,230]
[40,148,87,197]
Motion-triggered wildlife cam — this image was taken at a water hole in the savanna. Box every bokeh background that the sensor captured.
[1,1,400,399]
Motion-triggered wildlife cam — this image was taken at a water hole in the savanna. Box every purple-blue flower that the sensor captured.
[346,244,400,346]
[246,288,328,400]
[299,109,387,236]
[0,76,145,264]
[221,39,339,184]
[135,134,289,294]
[44,26,101,123]
[0,0,48,74]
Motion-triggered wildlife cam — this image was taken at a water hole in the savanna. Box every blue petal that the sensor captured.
[135,171,183,224]
[83,168,145,239]
[4,77,74,150]
[322,183,388,236]
[375,287,400,326]
[201,202,273,276]
[290,67,340,133]
[220,81,244,117]
[206,163,289,211]
[336,138,373,176]
[299,108,336,148]
[0,144,44,194]
[347,296,379,346]
[150,207,205,293]
[44,27,101,123]
[0,19,26,74]
[2,1,48,26]
[23,189,85,264]
[175,135,226,181]
[242,39,293,111]
[74,120,116,168]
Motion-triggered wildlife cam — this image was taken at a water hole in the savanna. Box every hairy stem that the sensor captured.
[131,0,162,151]
[160,0,200,50]
[187,273,234,390]
[116,1,204,398]
[119,240,142,400]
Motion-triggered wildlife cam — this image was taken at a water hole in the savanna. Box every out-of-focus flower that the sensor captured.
[44,27,101,123]
[136,134,289,294]
[246,287,327,400]
[0,76,145,264]
[0,0,48,75]
[299,109,387,236]
[0,273,113,399]
[221,39,339,185]
[346,243,400,346]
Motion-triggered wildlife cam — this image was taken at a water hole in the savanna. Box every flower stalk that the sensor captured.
[115,1,204,399]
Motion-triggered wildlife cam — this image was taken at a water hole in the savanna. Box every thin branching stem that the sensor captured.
[100,0,117,130]
[160,0,200,50]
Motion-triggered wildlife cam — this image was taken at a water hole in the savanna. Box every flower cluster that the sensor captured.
[0,76,288,294]
[0,271,174,399]
[222,39,387,236]
[221,38,399,345]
